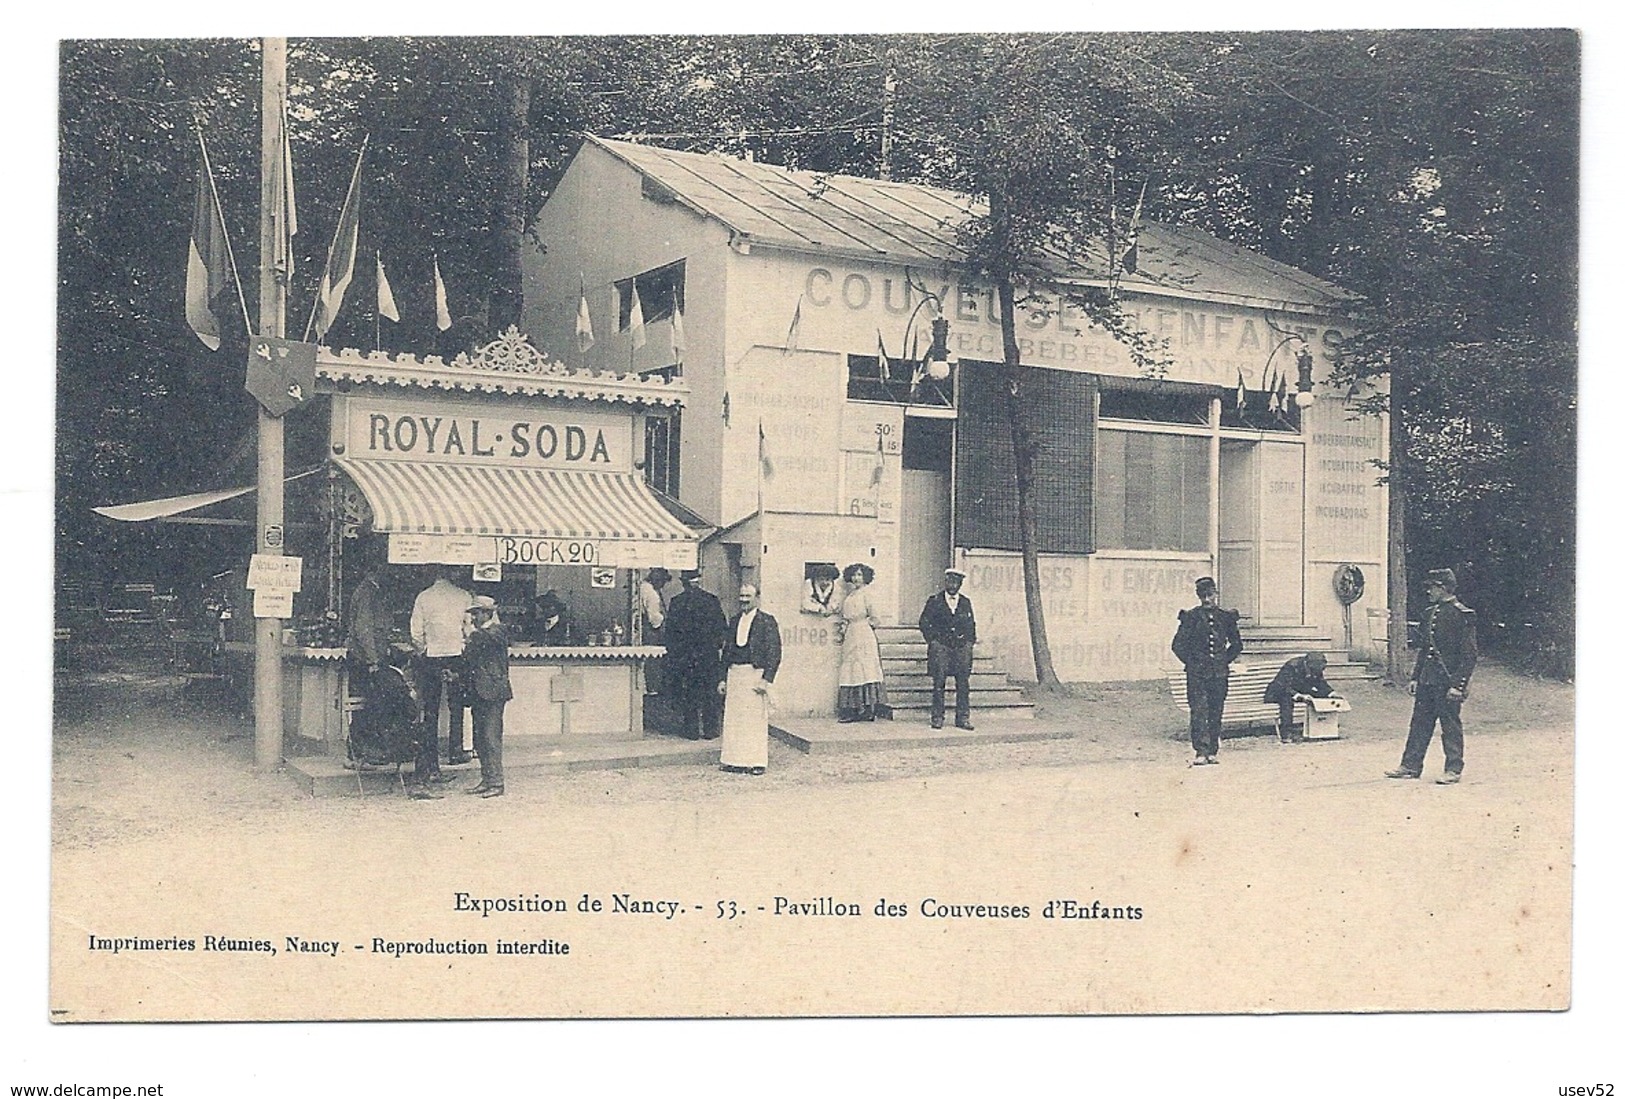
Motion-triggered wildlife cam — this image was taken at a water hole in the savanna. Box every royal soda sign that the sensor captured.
[332,396,631,472]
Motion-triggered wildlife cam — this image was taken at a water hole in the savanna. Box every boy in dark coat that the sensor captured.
[463,596,513,798]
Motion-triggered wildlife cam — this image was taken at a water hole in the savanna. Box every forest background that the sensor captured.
[55,32,1579,676]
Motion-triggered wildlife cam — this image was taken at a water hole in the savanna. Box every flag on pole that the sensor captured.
[314,139,366,341]
[433,256,452,332]
[877,330,891,384]
[783,295,803,355]
[670,298,686,366]
[1276,370,1290,413]
[1121,180,1146,275]
[575,275,595,354]
[376,254,399,322]
[1235,368,1246,412]
[869,430,885,487]
[185,151,232,351]
[628,280,647,350]
[756,421,773,516]
[273,96,297,281]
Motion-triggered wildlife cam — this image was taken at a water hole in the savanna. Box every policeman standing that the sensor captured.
[1172,576,1243,766]
[1387,568,1478,784]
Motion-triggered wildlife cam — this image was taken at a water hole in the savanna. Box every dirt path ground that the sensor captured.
[50,657,1571,853]
[30,654,1603,1094]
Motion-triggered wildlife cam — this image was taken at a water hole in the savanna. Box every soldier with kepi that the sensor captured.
[1386,568,1478,784]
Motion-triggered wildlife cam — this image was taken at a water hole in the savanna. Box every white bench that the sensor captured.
[1167,664,1295,737]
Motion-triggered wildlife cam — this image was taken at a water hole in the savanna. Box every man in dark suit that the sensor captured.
[663,568,729,740]
[919,567,977,730]
[720,582,783,775]
[462,595,513,799]
[1263,651,1339,742]
[1172,575,1243,765]
[1387,567,1479,784]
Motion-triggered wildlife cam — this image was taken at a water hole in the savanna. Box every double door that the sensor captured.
[1218,439,1304,625]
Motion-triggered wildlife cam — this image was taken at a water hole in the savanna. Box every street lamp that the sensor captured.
[924,316,955,381]
[1294,347,1316,408]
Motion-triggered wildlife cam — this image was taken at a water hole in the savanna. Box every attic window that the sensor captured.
[617,260,686,329]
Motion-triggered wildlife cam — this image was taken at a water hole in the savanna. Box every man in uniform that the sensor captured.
[918,567,977,731]
[1387,568,1478,784]
[1172,576,1243,765]
[663,568,728,740]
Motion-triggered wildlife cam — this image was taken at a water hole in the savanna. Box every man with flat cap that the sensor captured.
[1387,567,1478,784]
[919,566,977,730]
[1172,576,1243,765]
[1264,651,1339,743]
[664,568,728,740]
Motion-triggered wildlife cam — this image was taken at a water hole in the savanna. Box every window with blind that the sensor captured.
[1095,429,1209,551]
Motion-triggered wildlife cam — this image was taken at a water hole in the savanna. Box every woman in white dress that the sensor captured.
[836,563,887,723]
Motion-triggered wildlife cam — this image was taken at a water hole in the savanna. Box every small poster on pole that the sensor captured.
[252,587,295,619]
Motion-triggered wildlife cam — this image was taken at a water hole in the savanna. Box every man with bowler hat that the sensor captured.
[664,568,728,739]
[919,566,977,730]
[1387,568,1478,784]
[1172,576,1243,765]
[462,595,512,798]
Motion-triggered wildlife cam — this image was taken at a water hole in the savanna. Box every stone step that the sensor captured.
[1241,624,1332,638]
[885,682,1030,700]
[883,672,1019,691]
[886,700,1035,716]
[884,653,1007,669]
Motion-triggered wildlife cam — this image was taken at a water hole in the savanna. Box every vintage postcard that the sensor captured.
[46,28,1581,1052]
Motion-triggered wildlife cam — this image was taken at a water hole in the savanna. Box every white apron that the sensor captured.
[720,664,770,769]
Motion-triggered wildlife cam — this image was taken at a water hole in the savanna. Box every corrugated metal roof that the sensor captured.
[587,136,1355,312]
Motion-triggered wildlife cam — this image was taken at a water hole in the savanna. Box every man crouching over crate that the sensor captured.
[1263,651,1340,743]
[1172,576,1243,766]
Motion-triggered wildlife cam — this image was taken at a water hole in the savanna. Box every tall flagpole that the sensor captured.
[254,37,288,772]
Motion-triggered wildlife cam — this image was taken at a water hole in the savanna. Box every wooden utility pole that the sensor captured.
[254,37,288,771]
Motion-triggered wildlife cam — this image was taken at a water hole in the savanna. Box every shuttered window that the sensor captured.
[953,361,1097,554]
[1095,429,1209,551]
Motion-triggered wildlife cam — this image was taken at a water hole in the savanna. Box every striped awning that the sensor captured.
[334,459,699,544]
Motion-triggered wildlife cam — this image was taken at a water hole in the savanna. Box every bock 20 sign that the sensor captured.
[332,396,632,473]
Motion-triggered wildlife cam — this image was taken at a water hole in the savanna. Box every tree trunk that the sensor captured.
[994,276,1061,688]
[1385,368,1409,685]
[489,74,530,334]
